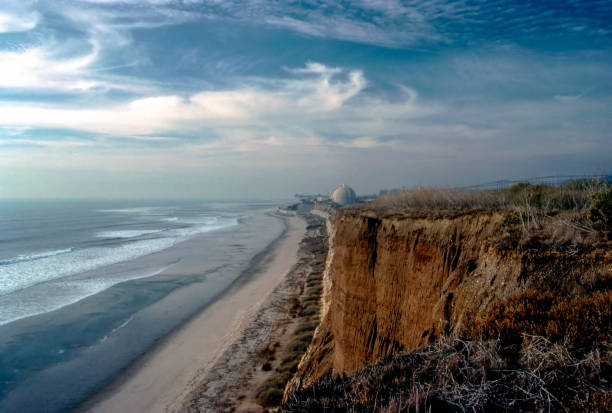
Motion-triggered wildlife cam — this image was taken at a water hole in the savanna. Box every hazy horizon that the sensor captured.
[1,1,611,199]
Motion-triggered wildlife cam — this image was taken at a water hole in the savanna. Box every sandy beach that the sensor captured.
[179,208,329,413]
[81,214,305,413]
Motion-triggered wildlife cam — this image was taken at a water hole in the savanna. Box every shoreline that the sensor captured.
[181,208,329,412]
[81,213,306,413]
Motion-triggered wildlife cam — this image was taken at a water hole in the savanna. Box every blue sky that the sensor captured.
[0,0,611,199]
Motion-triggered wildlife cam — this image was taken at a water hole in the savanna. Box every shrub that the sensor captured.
[262,388,284,406]
[587,188,612,227]
[502,210,536,226]
[507,182,550,208]
[477,289,554,344]
[476,289,612,348]
[546,291,612,347]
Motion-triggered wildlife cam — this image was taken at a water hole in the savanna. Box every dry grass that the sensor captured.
[283,336,611,412]
[373,187,508,211]
[364,182,611,251]
[282,184,612,411]
[470,289,612,349]
[281,183,612,411]
[370,181,608,213]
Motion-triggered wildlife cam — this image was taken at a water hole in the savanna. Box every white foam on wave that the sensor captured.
[96,229,164,239]
[163,216,218,225]
[99,316,134,343]
[177,216,218,224]
[0,238,177,297]
[97,207,161,214]
[171,218,237,238]
[0,218,238,298]
[0,248,74,266]
[0,266,170,326]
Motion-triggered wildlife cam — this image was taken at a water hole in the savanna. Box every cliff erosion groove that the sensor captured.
[289,207,610,390]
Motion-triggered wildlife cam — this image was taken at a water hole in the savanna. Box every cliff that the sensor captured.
[287,206,611,394]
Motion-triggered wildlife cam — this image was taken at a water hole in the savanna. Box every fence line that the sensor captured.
[459,174,611,191]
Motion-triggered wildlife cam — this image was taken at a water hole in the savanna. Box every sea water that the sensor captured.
[0,199,285,412]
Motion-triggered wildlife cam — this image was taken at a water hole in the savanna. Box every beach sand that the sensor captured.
[83,214,306,413]
[180,209,329,413]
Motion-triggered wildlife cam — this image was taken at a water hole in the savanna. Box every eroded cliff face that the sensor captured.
[287,208,607,393]
[326,210,517,373]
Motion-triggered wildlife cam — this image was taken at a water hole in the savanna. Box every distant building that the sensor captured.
[295,193,329,203]
[330,184,357,205]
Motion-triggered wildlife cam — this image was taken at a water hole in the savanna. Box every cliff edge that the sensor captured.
[286,185,611,411]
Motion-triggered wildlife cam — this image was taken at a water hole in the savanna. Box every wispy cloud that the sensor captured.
[0,1,610,197]
[0,63,369,135]
[554,95,582,103]
[0,47,98,90]
[65,0,612,47]
[0,138,96,148]
[1,0,609,97]
[0,10,39,33]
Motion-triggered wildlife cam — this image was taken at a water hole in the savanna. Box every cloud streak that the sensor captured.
[65,0,612,48]
[0,63,369,135]
[0,1,610,198]
[0,10,38,33]
[0,46,99,90]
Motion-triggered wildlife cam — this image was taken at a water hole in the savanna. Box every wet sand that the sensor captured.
[83,214,305,413]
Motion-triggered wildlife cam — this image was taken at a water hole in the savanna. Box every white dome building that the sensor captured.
[330,184,357,205]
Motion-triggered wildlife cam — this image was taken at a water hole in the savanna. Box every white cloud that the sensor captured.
[286,62,342,76]
[0,63,370,134]
[0,1,190,94]
[554,94,582,103]
[47,0,448,47]
[0,10,38,33]
[338,136,387,149]
[0,138,95,148]
[0,41,157,94]
[0,47,99,90]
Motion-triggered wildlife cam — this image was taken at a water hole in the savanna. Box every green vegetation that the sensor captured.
[502,210,533,226]
[587,188,612,227]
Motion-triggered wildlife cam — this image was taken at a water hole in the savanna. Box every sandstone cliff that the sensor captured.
[287,207,610,393]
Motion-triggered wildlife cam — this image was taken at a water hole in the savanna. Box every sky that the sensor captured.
[0,0,611,199]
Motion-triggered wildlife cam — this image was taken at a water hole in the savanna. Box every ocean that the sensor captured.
[0,199,285,412]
